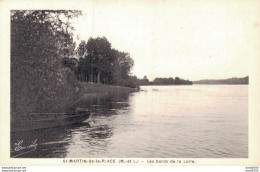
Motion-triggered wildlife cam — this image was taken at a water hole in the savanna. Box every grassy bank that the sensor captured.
[78,82,136,95]
[64,82,136,112]
[63,82,136,113]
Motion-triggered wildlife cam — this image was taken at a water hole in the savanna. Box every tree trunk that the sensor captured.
[91,64,93,82]
[97,71,101,83]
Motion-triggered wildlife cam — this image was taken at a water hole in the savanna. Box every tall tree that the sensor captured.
[11,10,82,114]
[86,37,115,83]
[112,50,134,86]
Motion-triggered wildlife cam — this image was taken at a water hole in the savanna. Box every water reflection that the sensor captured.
[11,91,131,158]
[11,123,88,158]
[89,125,113,140]
[64,92,132,158]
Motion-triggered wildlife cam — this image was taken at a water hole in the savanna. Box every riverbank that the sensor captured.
[66,82,137,113]
[78,82,136,95]
[64,82,136,112]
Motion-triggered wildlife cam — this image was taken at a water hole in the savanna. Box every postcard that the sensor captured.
[0,0,260,166]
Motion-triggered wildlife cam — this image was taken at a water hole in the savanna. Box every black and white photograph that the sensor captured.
[1,0,260,167]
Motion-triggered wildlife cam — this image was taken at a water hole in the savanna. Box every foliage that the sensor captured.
[138,76,150,85]
[11,10,81,114]
[75,37,135,86]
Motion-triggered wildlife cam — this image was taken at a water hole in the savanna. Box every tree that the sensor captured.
[175,77,181,84]
[11,10,82,114]
[138,76,149,85]
[62,57,78,73]
[86,37,114,83]
[112,50,134,86]
[77,40,88,58]
[75,37,135,86]
[76,41,91,82]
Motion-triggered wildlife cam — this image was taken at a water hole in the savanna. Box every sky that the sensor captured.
[71,0,258,81]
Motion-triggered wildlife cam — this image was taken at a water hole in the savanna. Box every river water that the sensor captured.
[11,85,248,158]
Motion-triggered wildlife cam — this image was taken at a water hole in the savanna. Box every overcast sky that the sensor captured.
[72,0,258,81]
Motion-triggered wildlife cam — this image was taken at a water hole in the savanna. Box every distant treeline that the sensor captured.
[138,76,192,85]
[193,76,249,85]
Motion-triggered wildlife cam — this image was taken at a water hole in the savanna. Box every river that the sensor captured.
[11,85,248,158]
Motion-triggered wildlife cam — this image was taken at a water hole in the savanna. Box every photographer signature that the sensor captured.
[12,140,38,157]
[14,140,38,151]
